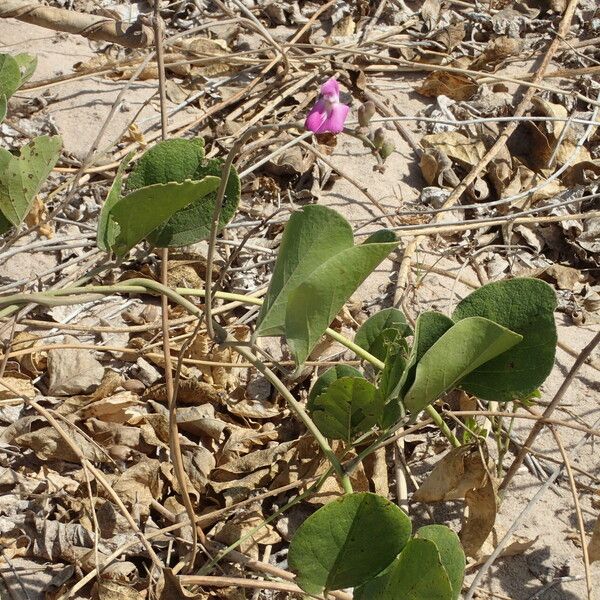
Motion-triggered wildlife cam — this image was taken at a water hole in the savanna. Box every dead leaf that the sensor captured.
[470,36,521,71]
[81,391,141,423]
[47,336,105,395]
[0,373,35,402]
[461,476,497,558]
[159,568,206,599]
[422,132,486,169]
[11,331,47,376]
[24,196,54,238]
[417,71,479,101]
[143,378,225,405]
[588,513,600,563]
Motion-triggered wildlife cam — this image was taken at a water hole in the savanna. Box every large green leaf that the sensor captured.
[416,525,465,600]
[125,138,240,247]
[309,376,383,442]
[307,365,363,410]
[395,311,454,402]
[147,158,240,247]
[452,278,557,401]
[0,54,21,99]
[97,152,133,251]
[107,178,220,256]
[0,136,62,227]
[355,308,412,362]
[404,316,522,413]
[288,492,411,595]
[255,205,354,337]
[354,538,453,600]
[285,230,398,364]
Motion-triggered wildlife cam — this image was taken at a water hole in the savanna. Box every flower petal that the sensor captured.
[321,102,349,133]
[304,99,328,133]
[321,77,340,98]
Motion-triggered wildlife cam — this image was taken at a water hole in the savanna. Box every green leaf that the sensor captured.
[0,94,6,123]
[97,152,134,251]
[0,136,62,227]
[396,311,454,402]
[416,525,465,600]
[285,230,397,364]
[256,205,354,337]
[355,308,412,362]
[147,158,240,247]
[124,138,206,190]
[124,138,240,247]
[404,316,522,413]
[288,492,411,595]
[107,178,221,256]
[309,376,383,442]
[14,53,37,85]
[354,538,453,600]
[452,278,557,401]
[0,54,21,99]
[307,365,363,410]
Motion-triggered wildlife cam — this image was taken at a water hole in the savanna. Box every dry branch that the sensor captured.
[0,0,154,48]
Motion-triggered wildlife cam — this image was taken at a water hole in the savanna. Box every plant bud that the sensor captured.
[357,101,376,127]
[380,141,395,160]
[373,127,386,148]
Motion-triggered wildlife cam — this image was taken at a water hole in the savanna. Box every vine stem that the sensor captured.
[0,281,460,448]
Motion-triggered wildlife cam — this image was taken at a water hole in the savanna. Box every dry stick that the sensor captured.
[0,380,162,568]
[393,0,582,297]
[500,330,600,492]
[550,428,592,600]
[0,0,154,48]
[152,2,201,571]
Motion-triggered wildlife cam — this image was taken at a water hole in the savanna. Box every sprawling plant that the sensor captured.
[0,70,560,600]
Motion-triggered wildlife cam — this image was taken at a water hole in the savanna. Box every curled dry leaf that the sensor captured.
[413,444,497,557]
[0,372,35,402]
[11,331,47,376]
[422,132,487,169]
[417,71,478,101]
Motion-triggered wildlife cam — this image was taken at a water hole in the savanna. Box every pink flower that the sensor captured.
[304,77,350,134]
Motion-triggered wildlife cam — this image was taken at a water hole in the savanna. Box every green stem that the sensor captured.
[0,281,460,447]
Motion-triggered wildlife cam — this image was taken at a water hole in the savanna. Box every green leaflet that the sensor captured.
[255,205,355,337]
[307,365,363,411]
[354,538,453,600]
[106,178,221,256]
[309,376,383,442]
[97,152,134,251]
[416,525,465,600]
[452,278,557,401]
[355,307,412,362]
[403,316,522,413]
[288,492,411,595]
[0,136,62,228]
[0,53,21,100]
[285,230,398,365]
[124,138,240,247]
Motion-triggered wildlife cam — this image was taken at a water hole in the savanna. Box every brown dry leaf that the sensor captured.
[81,391,141,423]
[94,579,144,600]
[212,509,282,560]
[420,148,460,187]
[0,372,35,402]
[588,513,600,563]
[421,132,486,169]
[11,331,47,376]
[562,159,600,186]
[471,534,538,567]
[413,445,487,502]
[47,336,105,395]
[417,71,478,101]
[435,22,466,52]
[329,15,355,39]
[144,378,225,406]
[124,123,147,148]
[15,423,111,463]
[421,0,441,29]
[534,264,584,291]
[470,36,521,71]
[159,568,207,599]
[364,446,389,497]
[461,475,497,558]
[24,196,54,238]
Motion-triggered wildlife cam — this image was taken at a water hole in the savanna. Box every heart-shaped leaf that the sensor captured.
[256,205,354,337]
[404,316,522,413]
[106,178,220,256]
[354,538,453,600]
[451,278,557,401]
[416,525,465,600]
[355,308,412,362]
[284,229,398,364]
[288,492,411,595]
[125,138,240,247]
[307,365,363,410]
[0,135,62,227]
[309,376,383,442]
